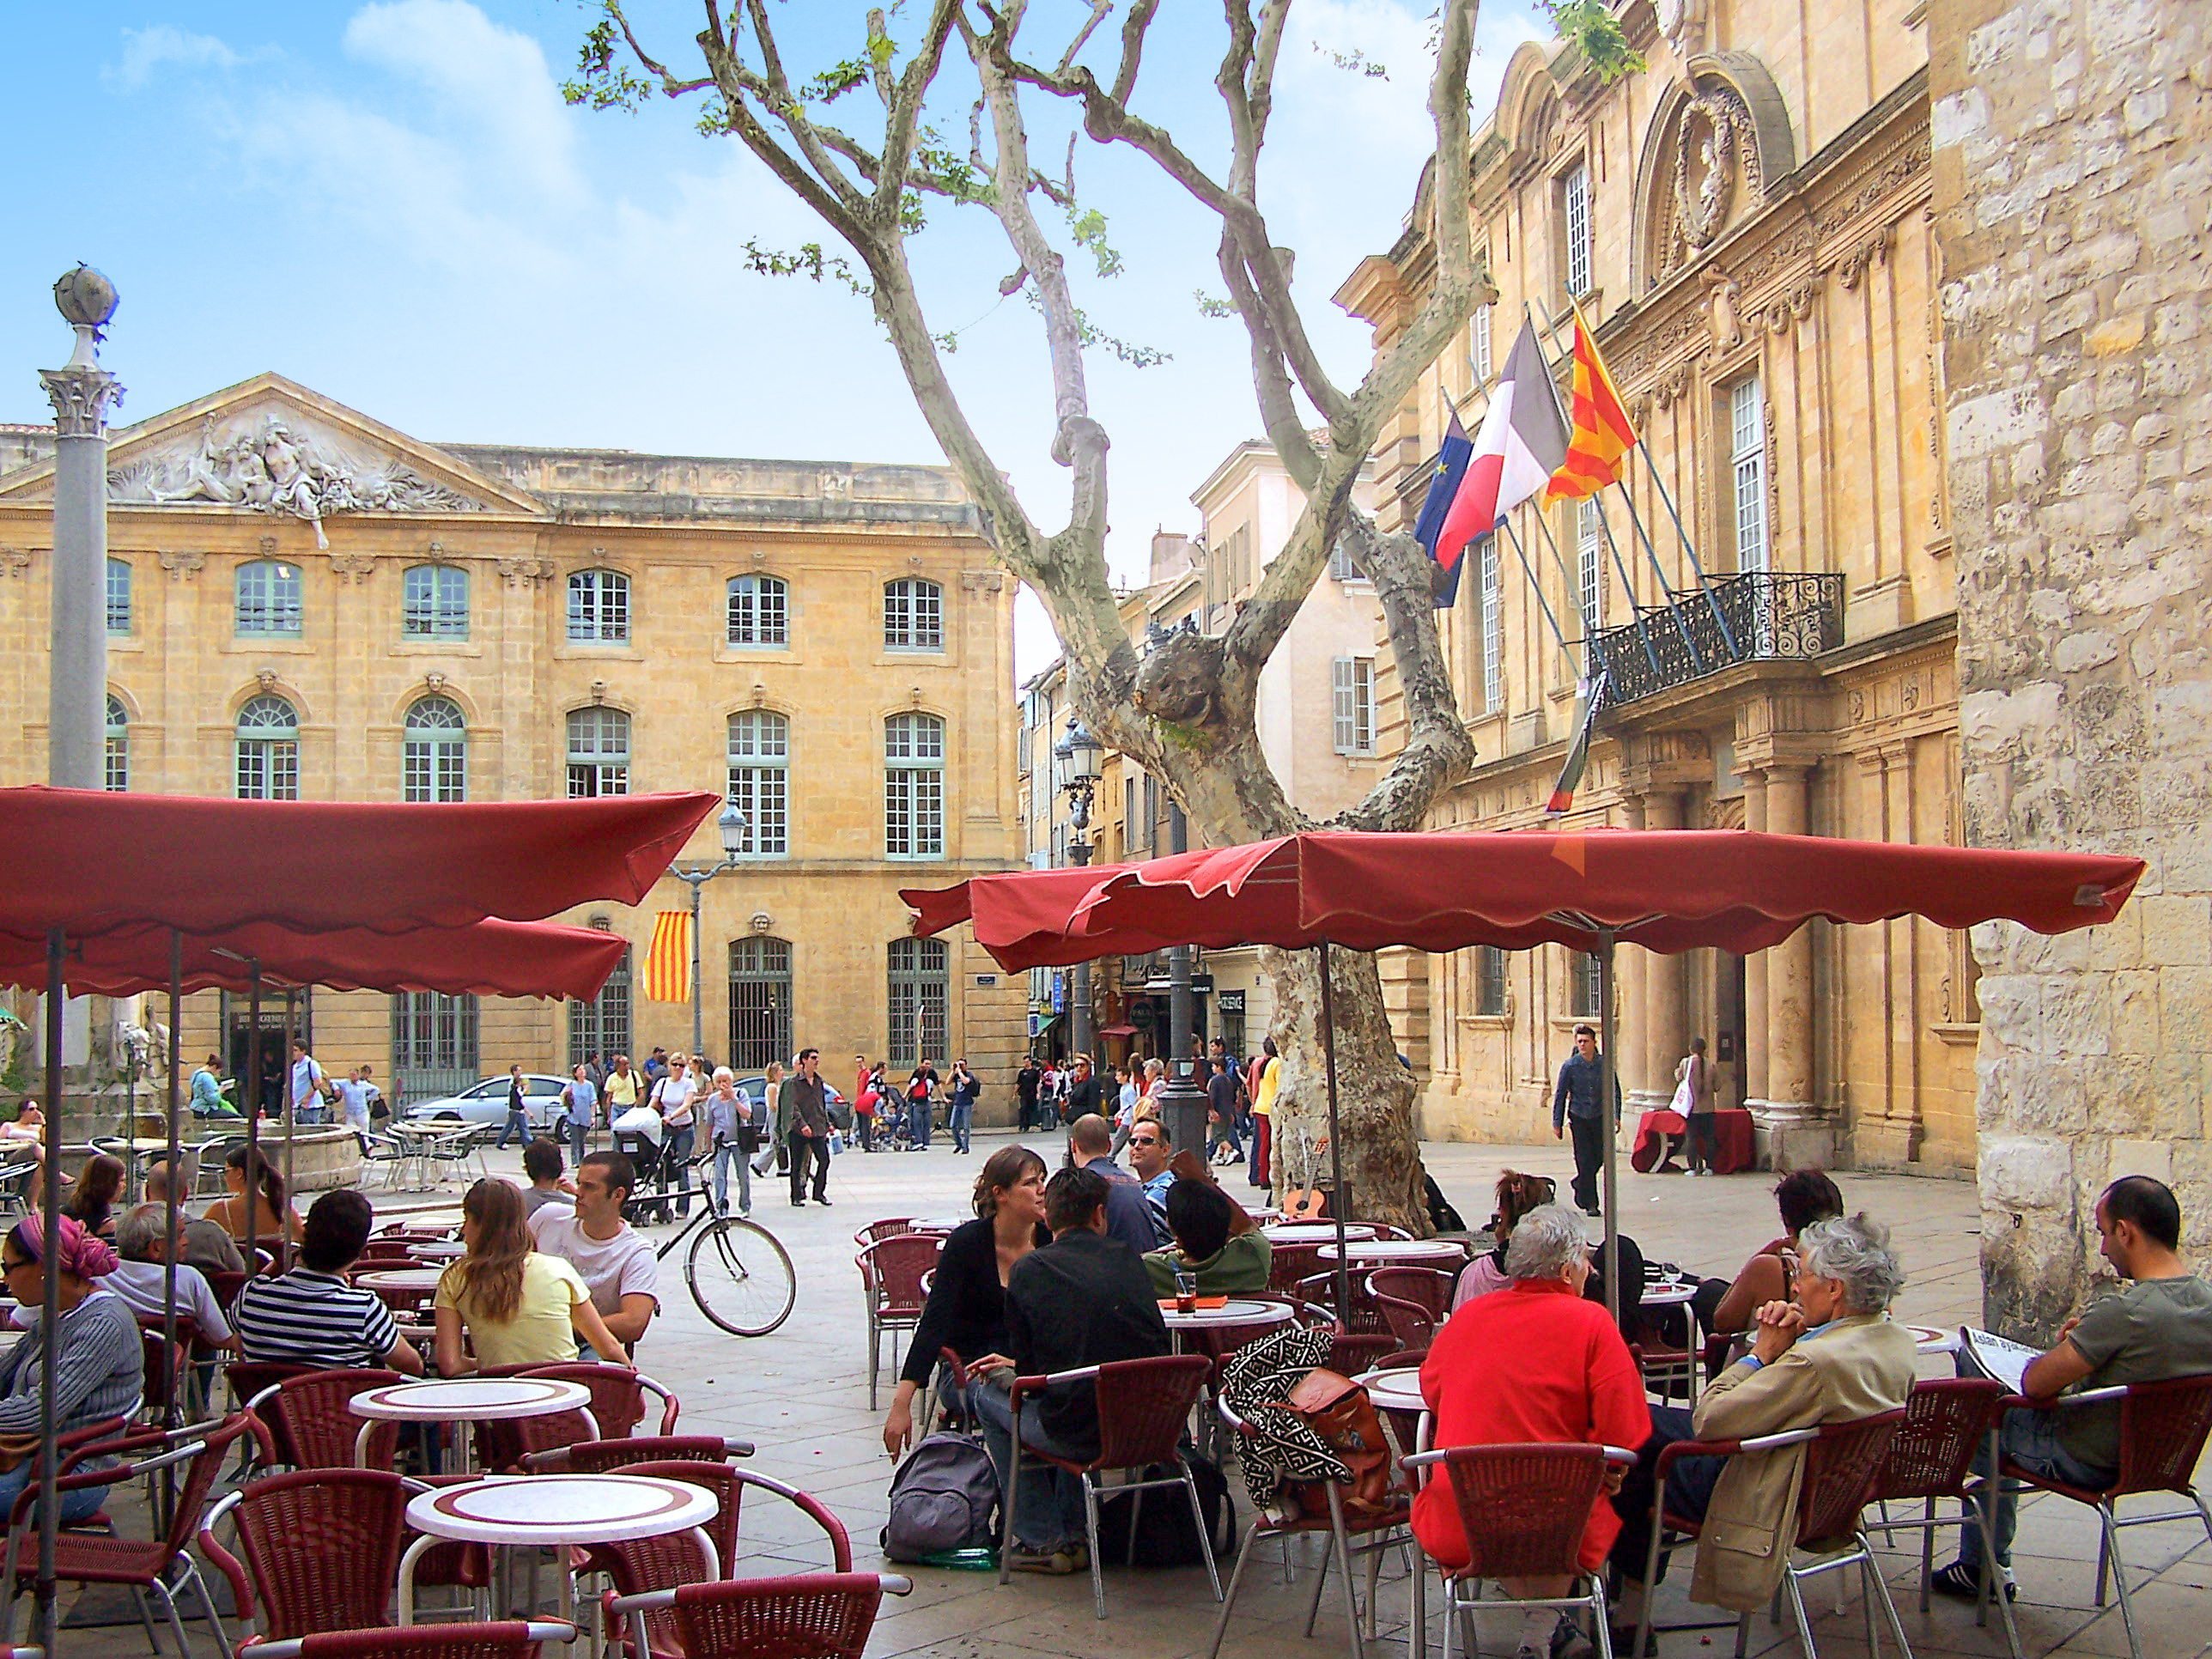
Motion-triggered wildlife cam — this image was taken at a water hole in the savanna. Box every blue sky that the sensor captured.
[3,0,1547,677]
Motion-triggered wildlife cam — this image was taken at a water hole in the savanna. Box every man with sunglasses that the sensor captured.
[1124,1116,1176,1249]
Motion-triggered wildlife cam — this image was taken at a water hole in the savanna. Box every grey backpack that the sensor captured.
[882,1431,1000,1561]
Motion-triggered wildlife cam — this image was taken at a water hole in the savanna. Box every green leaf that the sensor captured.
[1540,0,1648,84]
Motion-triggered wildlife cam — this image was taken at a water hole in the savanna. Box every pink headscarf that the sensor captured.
[10,1213,119,1279]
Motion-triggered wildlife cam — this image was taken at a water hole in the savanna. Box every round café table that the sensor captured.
[1316,1238,1466,1267]
[356,1267,447,1292]
[350,1376,597,1471]
[1641,1279,1698,1308]
[397,1474,719,1624]
[910,1217,968,1233]
[405,1240,466,1261]
[1158,1297,1295,1352]
[1263,1222,1377,1245]
[1907,1322,1960,1355]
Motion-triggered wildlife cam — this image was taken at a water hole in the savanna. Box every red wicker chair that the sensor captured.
[1324,1332,1399,1378]
[240,1619,576,1659]
[141,1322,198,1424]
[606,1575,906,1659]
[1365,1291,1437,1352]
[855,1234,941,1410]
[852,1218,921,1248]
[522,1437,753,1476]
[1993,1373,2212,1659]
[1267,1241,1328,1298]
[1000,1353,1223,1620]
[1634,1407,1910,1659]
[199,1469,410,1644]
[475,1364,678,1470]
[1861,1377,2021,1656]
[1406,1442,1638,1659]
[252,1367,405,1472]
[1367,1267,1454,1326]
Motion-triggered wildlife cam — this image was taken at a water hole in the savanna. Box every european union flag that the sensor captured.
[1412,410,1475,607]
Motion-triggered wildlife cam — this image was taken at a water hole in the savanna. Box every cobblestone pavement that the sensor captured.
[48,1131,2212,1656]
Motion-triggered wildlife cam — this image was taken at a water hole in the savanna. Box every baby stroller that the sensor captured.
[611,1105,676,1225]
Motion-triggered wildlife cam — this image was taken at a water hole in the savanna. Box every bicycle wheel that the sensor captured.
[686,1214,797,1337]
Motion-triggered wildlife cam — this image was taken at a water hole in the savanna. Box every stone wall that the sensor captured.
[1929,0,2212,1335]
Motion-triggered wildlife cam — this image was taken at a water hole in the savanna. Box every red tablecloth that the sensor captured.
[1631,1109,1754,1175]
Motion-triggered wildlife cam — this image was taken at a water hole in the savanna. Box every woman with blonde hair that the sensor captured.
[757,1059,787,1177]
[434,1178,630,1374]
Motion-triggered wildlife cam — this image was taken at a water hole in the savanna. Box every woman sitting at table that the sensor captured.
[204,1144,302,1250]
[434,1179,630,1374]
[1451,1169,1558,1308]
[1700,1169,1844,1339]
[881,1145,1048,1457]
[63,1153,125,1241]
[0,1214,141,1522]
[1417,1203,1650,1659]
[1143,1172,1271,1297]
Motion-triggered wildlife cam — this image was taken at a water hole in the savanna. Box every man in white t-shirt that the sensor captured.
[289,1040,330,1125]
[333,1067,381,1139]
[106,1205,237,1349]
[528,1149,660,1358]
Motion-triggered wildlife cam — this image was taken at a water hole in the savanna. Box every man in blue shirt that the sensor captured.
[1552,1024,1621,1216]
[1067,1113,1158,1259]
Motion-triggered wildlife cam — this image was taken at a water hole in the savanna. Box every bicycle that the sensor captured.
[627,1150,798,1339]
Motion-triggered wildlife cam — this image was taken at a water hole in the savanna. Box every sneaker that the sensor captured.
[1549,1615,1595,1659]
[1006,1545,1077,1575]
[1931,1561,2016,1601]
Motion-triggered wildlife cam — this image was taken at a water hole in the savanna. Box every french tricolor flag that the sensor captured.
[1415,322,1568,607]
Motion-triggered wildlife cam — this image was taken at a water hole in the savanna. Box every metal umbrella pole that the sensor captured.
[1598,931,1621,1322]
[281,988,297,1273]
[1316,940,1352,1317]
[161,932,183,1432]
[33,930,64,1657]
[242,963,261,1278]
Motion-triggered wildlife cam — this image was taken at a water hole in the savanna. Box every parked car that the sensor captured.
[401,1073,571,1133]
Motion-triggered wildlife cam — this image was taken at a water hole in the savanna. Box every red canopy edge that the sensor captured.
[0,787,719,938]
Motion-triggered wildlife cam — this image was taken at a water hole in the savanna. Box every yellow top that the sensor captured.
[435,1251,592,1370]
[1254,1058,1279,1118]
[605,1071,641,1108]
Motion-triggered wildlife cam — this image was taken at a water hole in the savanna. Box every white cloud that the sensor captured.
[107,26,245,91]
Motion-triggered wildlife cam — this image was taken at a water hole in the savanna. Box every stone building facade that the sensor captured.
[0,373,1025,1109]
[1929,0,2212,1329]
[1340,0,1975,1171]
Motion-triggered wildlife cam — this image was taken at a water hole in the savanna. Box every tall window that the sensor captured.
[234,694,300,800]
[403,696,466,803]
[1731,377,1768,574]
[1577,500,1604,629]
[235,560,302,637]
[103,695,128,793]
[401,564,469,640]
[1570,951,1604,1018]
[1474,945,1508,1017]
[1328,539,1362,582]
[887,937,949,1068]
[883,579,943,650]
[106,558,131,636]
[568,945,631,1070]
[1562,163,1591,298]
[1470,285,1492,385]
[726,710,789,856]
[726,574,788,647]
[391,993,478,1099]
[1331,657,1375,756]
[884,712,945,858]
[567,569,629,642]
[727,936,793,1069]
[566,707,630,797]
[1478,538,1503,712]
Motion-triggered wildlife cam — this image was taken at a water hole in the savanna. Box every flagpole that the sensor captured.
[1528,497,1610,677]
[1499,518,1577,665]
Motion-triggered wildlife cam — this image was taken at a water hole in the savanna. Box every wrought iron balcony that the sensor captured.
[1585,569,1844,706]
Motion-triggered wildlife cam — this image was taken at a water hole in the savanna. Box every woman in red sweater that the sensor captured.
[1415,1203,1651,1659]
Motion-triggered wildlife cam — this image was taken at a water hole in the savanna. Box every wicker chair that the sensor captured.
[240,1620,577,1659]
[199,1468,411,1644]
[1862,1377,2020,1657]
[606,1575,907,1659]
[1267,1241,1328,1298]
[1406,1442,1638,1659]
[250,1367,406,1472]
[855,1234,941,1410]
[1367,1267,1454,1325]
[523,1437,753,1476]
[851,1218,921,1248]
[1000,1354,1223,1620]
[472,1364,678,1470]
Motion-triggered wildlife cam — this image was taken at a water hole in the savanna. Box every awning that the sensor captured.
[1097,1023,1139,1038]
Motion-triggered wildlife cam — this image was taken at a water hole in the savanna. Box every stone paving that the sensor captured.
[44,1131,2212,1656]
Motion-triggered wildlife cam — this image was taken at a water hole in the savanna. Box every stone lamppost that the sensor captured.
[41,266,123,790]
[1054,716,1102,1060]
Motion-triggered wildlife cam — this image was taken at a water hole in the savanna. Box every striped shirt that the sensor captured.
[0,1290,143,1435]
[232,1269,400,1369]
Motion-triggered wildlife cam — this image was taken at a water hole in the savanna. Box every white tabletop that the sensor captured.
[406,1240,466,1261]
[910,1217,968,1232]
[1906,1323,1960,1355]
[1356,1366,1425,1414]
[1263,1223,1378,1244]
[1316,1239,1466,1265]
[405,1474,718,1545]
[1641,1280,1698,1307]
[1159,1298,1296,1331]
[351,1376,592,1424]
[356,1267,447,1292]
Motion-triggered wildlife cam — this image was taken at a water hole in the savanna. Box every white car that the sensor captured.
[400,1073,572,1133]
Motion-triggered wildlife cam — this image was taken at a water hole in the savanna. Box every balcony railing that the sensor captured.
[1585,569,1844,706]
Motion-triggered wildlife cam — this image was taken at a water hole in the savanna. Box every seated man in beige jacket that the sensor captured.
[1607,1213,1915,1652]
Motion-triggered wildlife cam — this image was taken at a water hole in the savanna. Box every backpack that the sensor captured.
[1089,1453,1236,1567]
[882,1432,1000,1562]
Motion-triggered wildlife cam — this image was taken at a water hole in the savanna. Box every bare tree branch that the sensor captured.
[1056,0,1113,73]
[738,0,872,216]
[1109,0,1160,103]
[868,0,963,230]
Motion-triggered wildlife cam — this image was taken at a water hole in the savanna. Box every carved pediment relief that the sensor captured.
[1637,56,1798,295]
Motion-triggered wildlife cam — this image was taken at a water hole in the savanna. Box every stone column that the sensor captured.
[1638,789,1688,1106]
[1616,797,1653,1109]
[40,317,123,790]
[1754,764,1828,1166]
[1741,770,1771,1109]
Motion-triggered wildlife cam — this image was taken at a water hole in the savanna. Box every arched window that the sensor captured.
[106,559,131,636]
[566,707,630,797]
[402,564,470,640]
[567,568,629,642]
[234,694,300,800]
[883,713,944,859]
[403,696,466,802]
[235,560,303,636]
[727,936,793,1069]
[887,937,948,1068]
[726,711,788,856]
[569,941,631,1071]
[883,578,943,651]
[104,695,128,793]
[726,574,788,647]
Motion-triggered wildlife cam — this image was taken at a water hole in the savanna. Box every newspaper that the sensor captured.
[1959,1326,2042,1393]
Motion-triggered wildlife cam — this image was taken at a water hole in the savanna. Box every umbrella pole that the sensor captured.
[281,988,296,1273]
[162,932,183,1435]
[1317,940,1352,1318]
[243,966,260,1279]
[1599,932,1621,1324]
[34,930,64,1658]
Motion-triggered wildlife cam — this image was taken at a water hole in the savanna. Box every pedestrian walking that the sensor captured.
[561,1064,597,1164]
[495,1063,531,1151]
[853,1060,879,1152]
[652,1052,699,1218]
[1249,1038,1276,1188]
[946,1059,980,1153]
[1016,1057,1042,1133]
[1552,1023,1621,1215]
[1675,1035,1717,1174]
[334,1066,380,1145]
[289,1039,331,1126]
[781,1048,831,1205]
[704,1066,751,1215]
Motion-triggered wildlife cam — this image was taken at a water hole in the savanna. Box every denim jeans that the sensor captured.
[0,1457,105,1527]
[1608,1405,1726,1585]
[855,1111,874,1152]
[566,1116,589,1165]
[495,1107,529,1150]
[711,1141,750,1213]
[969,1377,1091,1551]
[949,1097,972,1153]
[665,1125,696,1215]
[908,1099,931,1150]
[1955,1378,2114,1571]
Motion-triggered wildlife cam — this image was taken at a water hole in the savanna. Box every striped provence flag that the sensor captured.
[641,910,692,1003]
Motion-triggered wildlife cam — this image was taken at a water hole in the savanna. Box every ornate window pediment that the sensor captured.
[1637,57,1797,293]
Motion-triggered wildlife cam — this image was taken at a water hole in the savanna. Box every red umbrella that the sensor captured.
[0,785,719,936]
[907,830,2144,1311]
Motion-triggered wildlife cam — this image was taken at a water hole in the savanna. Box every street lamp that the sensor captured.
[1054,715,1103,1059]
[670,803,749,1060]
